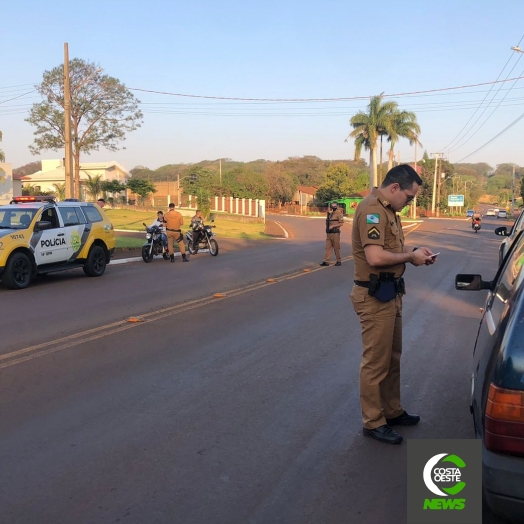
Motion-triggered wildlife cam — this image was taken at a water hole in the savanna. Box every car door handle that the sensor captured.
[85,227,91,232]
[57,233,65,236]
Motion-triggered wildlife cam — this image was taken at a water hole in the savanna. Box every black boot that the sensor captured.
[182,254,189,262]
[170,254,175,263]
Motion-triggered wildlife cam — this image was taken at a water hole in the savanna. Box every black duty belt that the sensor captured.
[354,279,402,287]
[167,228,181,232]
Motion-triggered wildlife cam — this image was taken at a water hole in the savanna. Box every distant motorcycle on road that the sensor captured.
[142,223,169,262]
[186,225,219,256]
[473,222,481,233]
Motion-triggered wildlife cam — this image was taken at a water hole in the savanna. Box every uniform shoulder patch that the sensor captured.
[368,227,380,240]
[366,213,380,224]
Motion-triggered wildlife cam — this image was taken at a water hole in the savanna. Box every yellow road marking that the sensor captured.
[2,224,420,370]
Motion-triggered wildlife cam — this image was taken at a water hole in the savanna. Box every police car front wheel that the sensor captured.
[83,245,107,277]
[3,252,32,290]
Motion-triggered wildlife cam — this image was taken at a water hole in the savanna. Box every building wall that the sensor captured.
[0,163,13,205]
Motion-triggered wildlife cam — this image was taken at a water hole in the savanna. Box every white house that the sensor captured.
[23,159,131,200]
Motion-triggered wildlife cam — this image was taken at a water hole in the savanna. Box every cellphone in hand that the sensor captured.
[430,252,440,258]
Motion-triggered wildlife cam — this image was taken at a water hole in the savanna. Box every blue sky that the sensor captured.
[2,0,524,171]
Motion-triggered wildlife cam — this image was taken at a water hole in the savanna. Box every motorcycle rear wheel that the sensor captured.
[142,245,154,263]
[209,238,219,256]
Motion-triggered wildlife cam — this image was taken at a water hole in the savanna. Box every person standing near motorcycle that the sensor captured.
[190,210,204,254]
[149,210,168,251]
[165,203,189,263]
[320,202,344,266]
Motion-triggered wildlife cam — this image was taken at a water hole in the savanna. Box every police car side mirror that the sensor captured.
[455,274,493,291]
[34,220,52,232]
[495,226,508,237]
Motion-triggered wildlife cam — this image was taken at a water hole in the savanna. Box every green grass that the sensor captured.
[106,209,268,240]
[115,237,144,249]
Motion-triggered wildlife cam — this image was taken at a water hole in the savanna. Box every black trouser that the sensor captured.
[192,230,202,249]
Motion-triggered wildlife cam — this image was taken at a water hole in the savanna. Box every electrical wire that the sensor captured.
[128,76,524,103]
[455,110,524,162]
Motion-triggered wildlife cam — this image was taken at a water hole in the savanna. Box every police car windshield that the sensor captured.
[0,208,37,229]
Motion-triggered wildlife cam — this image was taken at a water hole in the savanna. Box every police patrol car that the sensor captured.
[0,196,116,289]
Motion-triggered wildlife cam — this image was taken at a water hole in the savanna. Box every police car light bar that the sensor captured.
[11,196,56,203]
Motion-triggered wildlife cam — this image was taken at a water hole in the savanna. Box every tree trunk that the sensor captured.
[74,152,81,200]
[379,135,383,184]
[370,145,378,189]
[388,144,395,172]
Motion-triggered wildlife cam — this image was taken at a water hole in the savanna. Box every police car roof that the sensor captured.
[55,202,96,207]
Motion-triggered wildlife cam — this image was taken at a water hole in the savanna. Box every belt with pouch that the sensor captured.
[166,228,181,232]
[354,275,406,301]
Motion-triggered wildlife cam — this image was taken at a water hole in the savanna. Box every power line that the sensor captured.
[128,76,524,103]
[455,110,524,162]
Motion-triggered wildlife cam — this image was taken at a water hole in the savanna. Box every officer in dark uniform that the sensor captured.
[351,164,437,445]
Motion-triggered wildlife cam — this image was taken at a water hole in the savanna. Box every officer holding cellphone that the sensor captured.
[350,164,437,445]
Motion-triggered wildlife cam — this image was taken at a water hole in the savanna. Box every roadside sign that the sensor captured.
[448,194,465,207]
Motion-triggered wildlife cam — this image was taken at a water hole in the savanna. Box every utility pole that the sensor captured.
[219,158,222,184]
[512,165,516,217]
[436,157,443,217]
[64,43,74,199]
[412,142,418,219]
[430,152,442,216]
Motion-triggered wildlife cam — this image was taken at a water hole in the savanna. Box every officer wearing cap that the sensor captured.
[320,202,345,266]
[351,164,437,445]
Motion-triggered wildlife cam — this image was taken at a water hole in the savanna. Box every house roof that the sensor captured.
[296,185,318,195]
[24,160,131,181]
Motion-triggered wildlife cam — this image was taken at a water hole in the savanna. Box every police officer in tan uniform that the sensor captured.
[320,202,344,266]
[351,164,437,444]
[164,203,189,263]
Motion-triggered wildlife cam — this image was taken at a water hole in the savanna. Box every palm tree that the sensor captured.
[52,182,66,201]
[0,130,5,163]
[347,95,398,188]
[387,110,422,172]
[84,174,103,201]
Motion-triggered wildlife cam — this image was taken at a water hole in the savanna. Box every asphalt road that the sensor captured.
[0,214,514,524]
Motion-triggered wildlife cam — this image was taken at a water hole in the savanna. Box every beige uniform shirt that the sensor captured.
[164,209,184,230]
[352,188,405,281]
[327,208,344,230]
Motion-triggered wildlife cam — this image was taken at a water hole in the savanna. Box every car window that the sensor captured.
[510,210,524,239]
[0,208,37,229]
[58,206,87,226]
[489,231,524,326]
[39,208,60,228]
[83,206,103,223]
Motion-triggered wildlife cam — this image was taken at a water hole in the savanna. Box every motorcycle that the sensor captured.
[186,225,219,256]
[473,221,481,233]
[142,223,169,262]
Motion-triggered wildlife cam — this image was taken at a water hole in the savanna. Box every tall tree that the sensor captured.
[316,164,358,203]
[347,95,398,188]
[387,110,422,172]
[84,174,104,201]
[27,58,143,199]
[52,182,66,201]
[126,178,156,204]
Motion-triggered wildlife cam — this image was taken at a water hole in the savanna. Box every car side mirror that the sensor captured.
[455,274,493,291]
[34,220,51,232]
[495,226,508,236]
